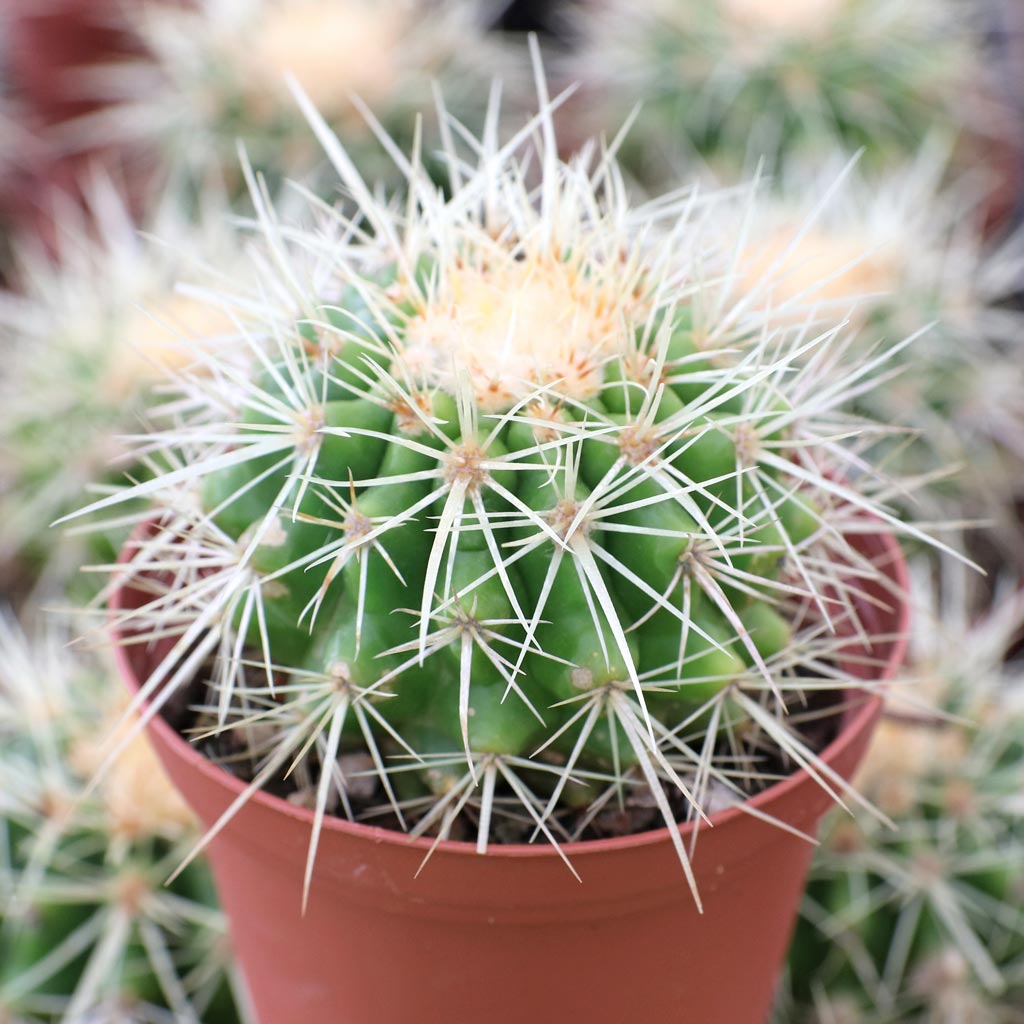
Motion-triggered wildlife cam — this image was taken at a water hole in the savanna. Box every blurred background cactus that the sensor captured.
[0,182,245,602]
[0,609,243,1023]
[561,0,983,184]
[56,0,505,204]
[724,149,1024,570]
[775,557,1024,1023]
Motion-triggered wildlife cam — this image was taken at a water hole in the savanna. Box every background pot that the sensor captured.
[1,0,160,259]
[112,529,908,1024]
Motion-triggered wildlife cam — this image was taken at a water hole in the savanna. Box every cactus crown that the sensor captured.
[78,82,927,907]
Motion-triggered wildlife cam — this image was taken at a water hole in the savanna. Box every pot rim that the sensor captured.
[111,527,909,863]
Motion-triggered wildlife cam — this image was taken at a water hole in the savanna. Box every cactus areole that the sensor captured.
[91,83,918,1021]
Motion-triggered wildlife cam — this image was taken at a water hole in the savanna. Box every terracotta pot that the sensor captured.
[111,529,908,1024]
[5,0,143,127]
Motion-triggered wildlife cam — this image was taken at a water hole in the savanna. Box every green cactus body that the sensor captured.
[0,902,94,997]
[155,280,880,869]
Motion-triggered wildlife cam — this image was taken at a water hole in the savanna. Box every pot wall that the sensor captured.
[114,530,908,1024]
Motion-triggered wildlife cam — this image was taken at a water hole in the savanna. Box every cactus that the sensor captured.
[0,609,244,1024]
[0,183,245,597]
[565,0,976,181]
[776,557,1024,1023]
[65,0,497,201]
[73,81,938,908]
[727,149,1024,568]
